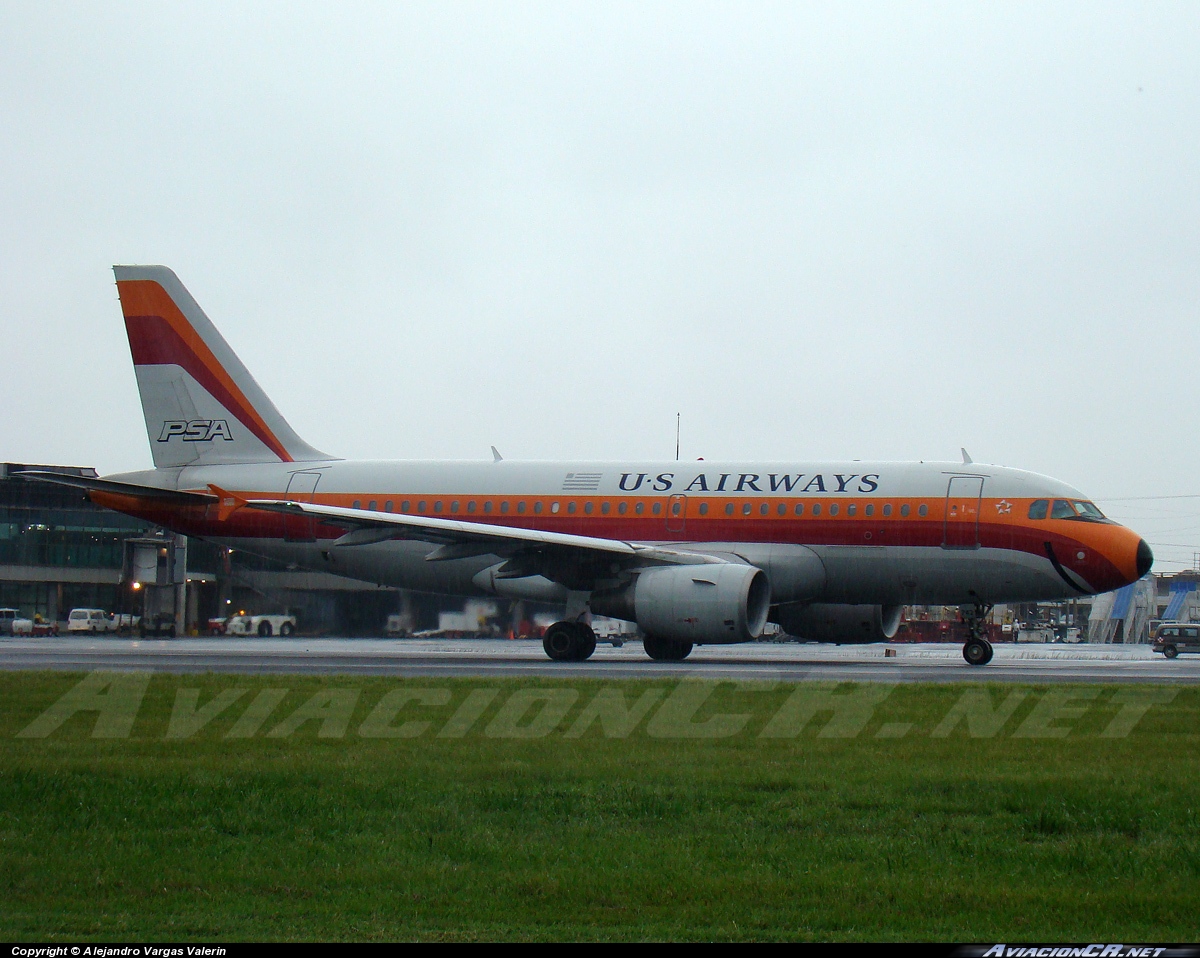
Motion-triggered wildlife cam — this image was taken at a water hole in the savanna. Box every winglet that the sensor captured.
[961,448,973,465]
[207,484,248,522]
[491,446,503,463]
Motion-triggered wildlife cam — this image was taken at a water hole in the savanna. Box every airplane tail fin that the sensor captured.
[114,265,332,468]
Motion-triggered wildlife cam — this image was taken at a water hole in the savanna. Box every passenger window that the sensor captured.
[500,501,509,514]
[777,503,787,516]
[467,501,476,513]
[517,502,526,514]
[900,504,910,517]
[652,502,662,515]
[672,501,682,516]
[401,500,410,512]
[759,502,769,516]
[1028,500,1049,520]
[794,503,804,516]
[601,502,611,515]
[385,501,394,512]
[1051,500,1076,520]
[829,504,839,517]
[368,500,377,511]
[450,501,459,513]
[534,502,543,514]
[418,501,427,512]
[699,502,708,516]
[812,503,821,516]
[742,502,752,516]
[551,502,560,514]
[883,504,892,517]
[918,504,928,517]
[567,502,576,514]
[847,504,856,516]
[619,502,628,515]
[583,502,592,515]
[865,504,874,517]
[725,503,734,516]
[635,502,644,515]
[483,501,492,514]
[434,501,443,513]
[352,500,361,509]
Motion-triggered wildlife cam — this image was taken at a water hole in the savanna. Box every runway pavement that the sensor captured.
[1,636,1196,683]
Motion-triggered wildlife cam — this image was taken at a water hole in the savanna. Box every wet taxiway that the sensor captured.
[0,637,1196,684]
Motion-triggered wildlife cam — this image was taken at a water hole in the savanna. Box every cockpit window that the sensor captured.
[1051,500,1076,519]
[1028,500,1049,520]
[1050,499,1109,522]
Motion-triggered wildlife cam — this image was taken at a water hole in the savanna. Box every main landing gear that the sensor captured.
[643,635,693,661]
[962,603,994,666]
[542,621,597,662]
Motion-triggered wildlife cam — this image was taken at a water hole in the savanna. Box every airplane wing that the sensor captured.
[243,498,724,572]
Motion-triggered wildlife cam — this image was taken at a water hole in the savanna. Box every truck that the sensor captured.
[225,614,297,637]
[67,608,118,634]
[0,608,34,636]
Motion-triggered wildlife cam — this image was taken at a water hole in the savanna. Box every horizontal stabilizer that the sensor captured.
[19,471,216,505]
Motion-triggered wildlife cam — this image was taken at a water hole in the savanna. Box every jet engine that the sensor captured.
[773,602,903,644]
[591,563,771,644]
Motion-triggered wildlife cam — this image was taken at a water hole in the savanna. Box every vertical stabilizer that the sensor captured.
[114,265,332,467]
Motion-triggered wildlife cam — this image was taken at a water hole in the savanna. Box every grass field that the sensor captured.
[1,671,1197,941]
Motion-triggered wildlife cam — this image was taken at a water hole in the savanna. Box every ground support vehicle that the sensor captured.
[67,609,118,634]
[1152,623,1200,658]
[226,614,297,637]
[0,609,35,635]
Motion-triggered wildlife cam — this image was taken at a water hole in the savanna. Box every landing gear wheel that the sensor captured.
[543,621,579,662]
[643,635,694,661]
[1164,645,1179,659]
[279,622,294,637]
[570,622,597,661]
[963,638,993,666]
[258,621,273,637]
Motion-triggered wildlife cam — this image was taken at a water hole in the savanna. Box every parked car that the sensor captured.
[0,608,34,635]
[139,612,176,637]
[1152,623,1200,659]
[67,609,117,634]
[225,614,297,637]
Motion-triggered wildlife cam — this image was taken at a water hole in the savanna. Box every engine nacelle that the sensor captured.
[773,602,903,644]
[592,563,771,644]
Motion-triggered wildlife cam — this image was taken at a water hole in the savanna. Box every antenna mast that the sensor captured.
[676,413,680,461]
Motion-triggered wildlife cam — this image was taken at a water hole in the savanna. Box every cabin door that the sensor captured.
[943,476,983,549]
[284,471,322,542]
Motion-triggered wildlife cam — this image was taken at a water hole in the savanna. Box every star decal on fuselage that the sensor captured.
[996,499,1012,514]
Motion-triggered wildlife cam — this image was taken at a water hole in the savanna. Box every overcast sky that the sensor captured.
[2,3,1199,567]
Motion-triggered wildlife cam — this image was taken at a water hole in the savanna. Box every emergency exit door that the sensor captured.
[943,476,984,549]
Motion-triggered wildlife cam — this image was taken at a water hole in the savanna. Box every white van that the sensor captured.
[67,609,115,633]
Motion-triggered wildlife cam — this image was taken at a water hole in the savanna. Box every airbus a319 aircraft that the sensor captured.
[28,267,1153,665]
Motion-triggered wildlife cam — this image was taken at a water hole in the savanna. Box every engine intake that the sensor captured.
[592,563,771,644]
[773,603,903,644]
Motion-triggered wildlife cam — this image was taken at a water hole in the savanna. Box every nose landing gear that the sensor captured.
[962,603,994,666]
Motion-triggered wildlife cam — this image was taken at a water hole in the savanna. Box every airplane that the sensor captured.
[25,266,1153,665]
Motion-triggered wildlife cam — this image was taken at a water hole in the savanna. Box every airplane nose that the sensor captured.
[1136,539,1153,578]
